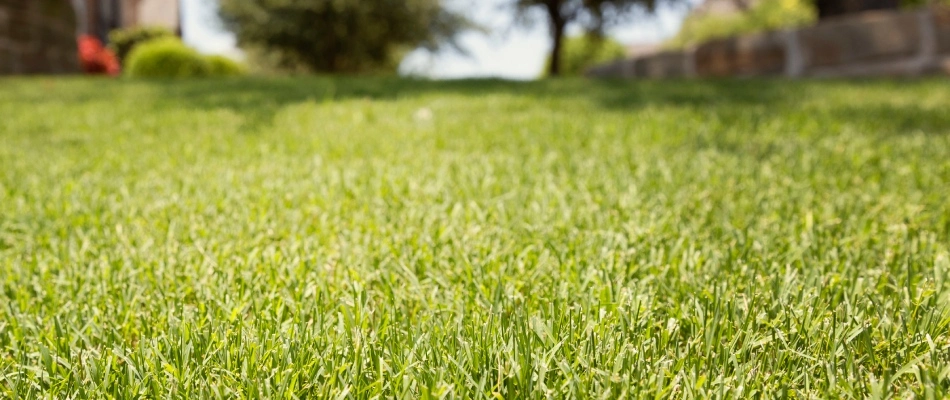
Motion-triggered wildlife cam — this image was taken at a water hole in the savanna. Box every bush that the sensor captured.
[206,55,247,76]
[109,26,176,65]
[666,0,816,49]
[125,38,211,78]
[218,0,469,73]
[541,35,627,77]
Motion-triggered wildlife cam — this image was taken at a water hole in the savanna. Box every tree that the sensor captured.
[218,0,470,73]
[513,0,662,76]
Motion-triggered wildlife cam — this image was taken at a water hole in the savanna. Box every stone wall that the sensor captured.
[589,6,950,79]
[0,0,79,75]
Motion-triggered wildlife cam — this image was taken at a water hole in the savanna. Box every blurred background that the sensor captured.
[1,0,945,79]
[180,0,692,79]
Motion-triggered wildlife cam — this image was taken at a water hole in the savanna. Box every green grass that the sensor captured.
[1,76,949,398]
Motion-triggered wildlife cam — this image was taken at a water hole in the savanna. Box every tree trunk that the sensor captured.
[545,4,566,77]
[548,20,564,76]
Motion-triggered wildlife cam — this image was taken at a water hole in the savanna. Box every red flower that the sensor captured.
[78,35,120,76]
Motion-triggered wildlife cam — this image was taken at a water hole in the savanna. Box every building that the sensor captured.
[1,0,180,75]
[0,0,80,74]
[73,0,180,43]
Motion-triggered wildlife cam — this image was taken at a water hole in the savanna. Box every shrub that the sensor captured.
[77,35,121,76]
[666,0,816,49]
[125,38,211,78]
[541,35,627,77]
[108,26,176,65]
[205,55,247,76]
[218,0,469,73]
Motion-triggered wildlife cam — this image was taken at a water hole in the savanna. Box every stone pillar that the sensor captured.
[782,29,804,77]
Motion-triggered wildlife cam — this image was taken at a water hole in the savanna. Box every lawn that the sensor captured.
[1,76,949,398]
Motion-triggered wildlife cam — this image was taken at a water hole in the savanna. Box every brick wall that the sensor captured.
[589,6,950,79]
[0,0,79,75]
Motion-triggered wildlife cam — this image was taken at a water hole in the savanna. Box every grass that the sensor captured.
[1,76,949,398]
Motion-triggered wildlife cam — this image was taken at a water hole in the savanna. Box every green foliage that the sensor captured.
[125,39,248,78]
[2,77,950,397]
[542,34,627,77]
[667,0,816,49]
[108,26,176,64]
[126,38,211,78]
[240,44,407,76]
[218,0,471,73]
[238,45,314,76]
[206,55,247,77]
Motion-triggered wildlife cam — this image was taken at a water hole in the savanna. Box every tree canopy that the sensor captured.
[218,0,470,73]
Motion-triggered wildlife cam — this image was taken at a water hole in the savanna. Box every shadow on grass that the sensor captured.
[147,76,791,108]
[114,76,950,135]
[136,77,799,132]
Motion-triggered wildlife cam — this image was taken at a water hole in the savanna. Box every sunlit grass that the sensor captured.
[1,76,949,398]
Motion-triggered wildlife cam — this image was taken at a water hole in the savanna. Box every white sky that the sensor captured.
[181,0,694,80]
